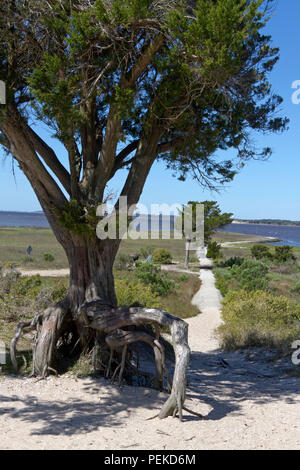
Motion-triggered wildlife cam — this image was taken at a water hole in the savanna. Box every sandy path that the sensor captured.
[1,256,300,450]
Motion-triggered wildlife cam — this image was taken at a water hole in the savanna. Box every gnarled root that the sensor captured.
[10,299,70,377]
[10,312,43,372]
[32,299,70,377]
[105,328,171,390]
[81,304,190,420]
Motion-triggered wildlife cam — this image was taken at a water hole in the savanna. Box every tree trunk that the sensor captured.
[31,233,119,376]
[12,231,191,419]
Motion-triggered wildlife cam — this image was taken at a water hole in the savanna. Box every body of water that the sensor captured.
[2,212,300,248]
[0,211,50,227]
[218,223,300,248]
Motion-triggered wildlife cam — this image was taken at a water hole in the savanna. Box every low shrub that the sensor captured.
[135,262,176,296]
[115,279,161,308]
[251,244,273,260]
[138,246,154,260]
[114,253,132,270]
[218,289,300,352]
[43,253,55,262]
[152,248,172,264]
[214,259,269,295]
[22,256,35,263]
[218,257,245,268]
[231,259,269,291]
[35,283,68,309]
[274,245,296,263]
[290,282,300,294]
[13,275,42,298]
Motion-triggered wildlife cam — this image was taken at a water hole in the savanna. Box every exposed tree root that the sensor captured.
[10,300,70,376]
[10,312,43,371]
[81,303,191,419]
[11,299,196,420]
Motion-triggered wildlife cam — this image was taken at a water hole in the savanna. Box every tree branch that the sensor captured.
[25,125,71,194]
[0,108,68,209]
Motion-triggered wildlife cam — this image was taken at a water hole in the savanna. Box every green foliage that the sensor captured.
[214,267,234,296]
[178,201,233,245]
[152,248,172,264]
[13,275,42,298]
[43,253,55,262]
[114,253,132,271]
[214,259,269,294]
[22,256,35,264]
[135,262,176,296]
[138,246,154,260]
[232,259,269,291]
[273,246,296,263]
[35,283,68,310]
[219,256,245,268]
[203,201,233,244]
[0,0,288,200]
[0,270,68,322]
[207,241,222,260]
[115,279,161,308]
[251,244,273,260]
[218,289,300,351]
[290,282,300,294]
[57,200,98,236]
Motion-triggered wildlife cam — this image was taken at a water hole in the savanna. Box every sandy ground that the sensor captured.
[1,255,300,450]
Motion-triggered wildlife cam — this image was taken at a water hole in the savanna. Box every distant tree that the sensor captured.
[203,201,233,245]
[1,0,288,418]
[178,200,233,268]
[207,241,222,261]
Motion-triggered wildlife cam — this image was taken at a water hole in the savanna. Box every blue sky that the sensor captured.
[1,0,300,220]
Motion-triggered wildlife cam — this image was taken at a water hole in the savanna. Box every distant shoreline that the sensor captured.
[232,220,300,227]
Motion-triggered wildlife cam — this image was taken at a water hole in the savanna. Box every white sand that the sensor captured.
[1,255,300,450]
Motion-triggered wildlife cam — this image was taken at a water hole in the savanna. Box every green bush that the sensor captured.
[206,241,222,260]
[152,248,172,264]
[290,282,300,294]
[232,259,269,291]
[135,262,176,296]
[218,289,300,351]
[219,256,245,268]
[214,259,269,295]
[35,283,68,309]
[274,245,296,263]
[13,275,42,297]
[114,253,132,270]
[22,256,35,263]
[138,246,154,260]
[251,244,273,260]
[43,253,55,262]
[115,279,161,308]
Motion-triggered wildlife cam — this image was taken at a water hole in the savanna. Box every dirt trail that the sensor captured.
[1,254,300,449]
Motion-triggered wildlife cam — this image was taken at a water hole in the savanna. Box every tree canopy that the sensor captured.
[0,0,288,224]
